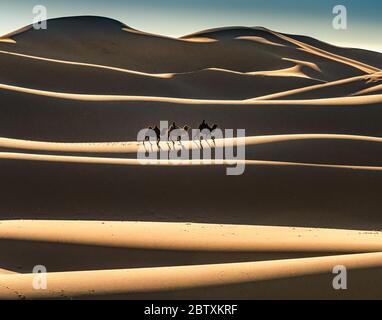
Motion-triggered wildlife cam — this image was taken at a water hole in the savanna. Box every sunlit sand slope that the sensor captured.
[1,253,382,299]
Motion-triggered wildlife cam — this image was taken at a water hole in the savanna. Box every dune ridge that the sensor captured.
[255,73,382,100]
[1,220,382,253]
[0,268,17,275]
[1,252,382,299]
[265,29,380,74]
[0,133,382,153]
[1,151,382,171]
[2,81,382,105]
[0,17,373,78]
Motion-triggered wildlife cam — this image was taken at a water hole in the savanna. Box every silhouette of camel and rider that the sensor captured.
[168,122,191,146]
[144,125,161,147]
[197,120,218,145]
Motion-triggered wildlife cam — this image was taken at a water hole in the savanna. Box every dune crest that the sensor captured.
[1,253,382,299]
[1,220,382,253]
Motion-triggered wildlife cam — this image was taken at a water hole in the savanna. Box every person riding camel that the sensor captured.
[196,120,218,144]
[153,125,161,147]
[168,122,190,146]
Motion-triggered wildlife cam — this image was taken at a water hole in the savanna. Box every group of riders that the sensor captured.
[144,120,219,147]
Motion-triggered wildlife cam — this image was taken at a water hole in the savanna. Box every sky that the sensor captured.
[0,0,381,52]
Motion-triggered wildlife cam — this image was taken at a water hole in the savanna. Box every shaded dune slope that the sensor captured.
[0,88,382,142]
[0,159,382,230]
[0,17,375,79]
[0,50,321,99]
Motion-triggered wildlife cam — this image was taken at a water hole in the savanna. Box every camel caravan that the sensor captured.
[137,120,246,176]
[142,120,219,149]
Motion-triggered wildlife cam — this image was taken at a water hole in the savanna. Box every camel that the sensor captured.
[143,125,161,147]
[168,122,191,146]
[153,125,161,147]
[196,120,219,145]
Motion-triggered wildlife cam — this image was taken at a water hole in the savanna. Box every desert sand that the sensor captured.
[0,16,382,299]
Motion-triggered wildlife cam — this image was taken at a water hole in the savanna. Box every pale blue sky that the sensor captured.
[1,0,381,52]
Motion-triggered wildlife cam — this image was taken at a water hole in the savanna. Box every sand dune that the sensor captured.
[1,15,382,299]
[0,268,17,274]
[255,73,382,100]
[2,83,382,142]
[0,132,382,168]
[2,80,382,105]
[0,50,323,99]
[0,17,372,80]
[1,156,382,230]
[354,83,382,96]
[0,133,382,153]
[1,220,382,253]
[2,88,382,142]
[264,28,379,74]
[1,252,382,299]
[1,151,382,172]
[283,32,382,70]
[0,38,15,44]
